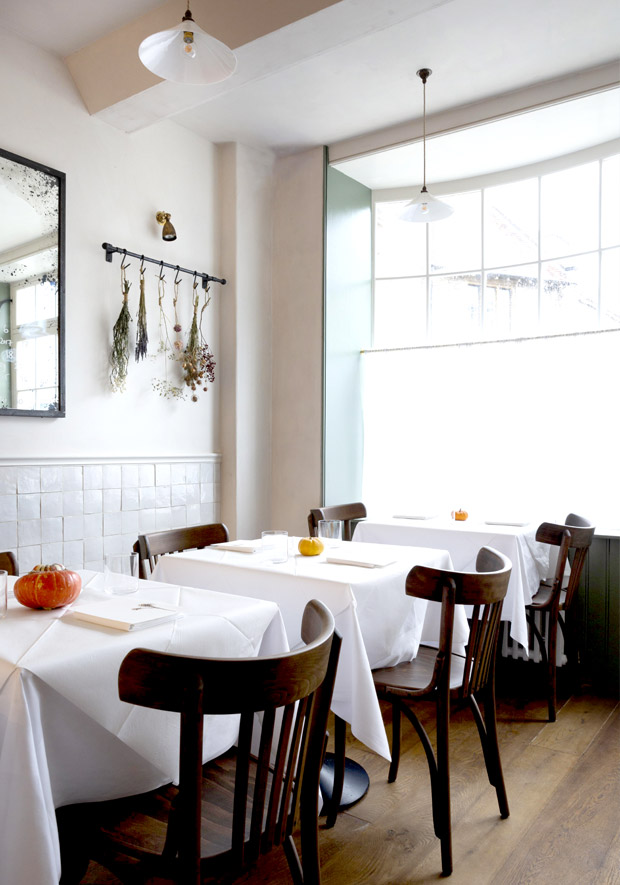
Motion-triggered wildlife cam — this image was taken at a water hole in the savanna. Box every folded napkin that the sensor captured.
[210,540,262,553]
[484,519,530,527]
[393,513,438,520]
[67,598,182,632]
[326,550,397,569]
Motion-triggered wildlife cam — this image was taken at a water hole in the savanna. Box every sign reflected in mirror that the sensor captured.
[0,148,65,417]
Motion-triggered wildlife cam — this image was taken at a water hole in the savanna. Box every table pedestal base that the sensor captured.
[319,754,370,814]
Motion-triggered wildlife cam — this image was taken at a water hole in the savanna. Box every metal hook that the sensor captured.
[192,272,198,289]
[140,255,145,275]
[158,260,166,282]
[120,249,130,271]
[174,266,182,286]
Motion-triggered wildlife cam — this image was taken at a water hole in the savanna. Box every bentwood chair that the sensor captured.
[373,547,512,877]
[526,513,594,722]
[61,600,341,885]
[134,523,229,578]
[307,503,367,542]
[0,551,17,575]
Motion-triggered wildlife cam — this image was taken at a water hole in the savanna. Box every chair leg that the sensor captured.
[435,695,452,877]
[388,702,401,783]
[526,609,556,722]
[469,691,509,819]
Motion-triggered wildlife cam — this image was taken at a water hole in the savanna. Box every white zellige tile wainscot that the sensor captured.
[0,456,221,575]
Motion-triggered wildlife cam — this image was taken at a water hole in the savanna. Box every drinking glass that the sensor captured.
[261,530,288,564]
[318,519,342,547]
[0,570,7,619]
[104,552,139,595]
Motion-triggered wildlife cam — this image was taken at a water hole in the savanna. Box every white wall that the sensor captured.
[0,27,221,459]
[217,142,274,539]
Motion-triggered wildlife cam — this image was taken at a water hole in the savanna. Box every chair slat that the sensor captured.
[232,711,254,867]
[248,707,276,864]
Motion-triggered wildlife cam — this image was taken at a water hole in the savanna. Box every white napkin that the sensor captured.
[326,550,397,569]
[210,540,262,553]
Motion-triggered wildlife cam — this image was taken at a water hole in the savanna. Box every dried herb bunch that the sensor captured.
[152,270,185,400]
[110,263,132,392]
[135,266,148,361]
[181,280,216,402]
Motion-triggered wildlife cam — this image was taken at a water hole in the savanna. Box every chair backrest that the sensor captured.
[134,523,229,578]
[307,502,367,542]
[0,551,17,575]
[118,600,341,878]
[405,547,512,700]
[535,513,595,611]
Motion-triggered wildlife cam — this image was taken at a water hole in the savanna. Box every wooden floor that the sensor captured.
[78,662,620,884]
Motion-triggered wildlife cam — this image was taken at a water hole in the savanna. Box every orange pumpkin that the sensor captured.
[451,509,468,521]
[14,564,82,610]
[298,537,325,556]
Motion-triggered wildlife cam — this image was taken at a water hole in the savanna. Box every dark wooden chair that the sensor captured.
[372,547,512,877]
[525,513,594,722]
[133,523,229,578]
[307,503,367,542]
[62,600,341,885]
[0,551,17,575]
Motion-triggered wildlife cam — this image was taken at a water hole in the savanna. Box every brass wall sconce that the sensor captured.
[156,211,177,241]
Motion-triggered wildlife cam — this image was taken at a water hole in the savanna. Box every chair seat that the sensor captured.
[373,645,467,695]
[527,583,567,611]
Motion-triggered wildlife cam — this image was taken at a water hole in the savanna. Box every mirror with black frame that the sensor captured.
[0,148,65,417]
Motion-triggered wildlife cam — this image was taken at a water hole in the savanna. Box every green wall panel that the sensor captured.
[323,166,371,505]
[579,536,619,695]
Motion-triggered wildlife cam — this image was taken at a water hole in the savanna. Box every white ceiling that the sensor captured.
[1,0,619,184]
[336,88,620,190]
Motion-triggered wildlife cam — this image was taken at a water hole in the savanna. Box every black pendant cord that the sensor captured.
[102,243,226,290]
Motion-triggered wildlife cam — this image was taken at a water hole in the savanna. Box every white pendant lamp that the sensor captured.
[139,5,237,86]
[401,68,453,223]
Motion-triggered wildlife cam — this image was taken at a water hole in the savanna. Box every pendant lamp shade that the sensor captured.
[401,68,453,223]
[139,9,237,85]
[401,187,454,222]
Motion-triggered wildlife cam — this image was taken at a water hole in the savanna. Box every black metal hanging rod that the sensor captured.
[102,243,226,289]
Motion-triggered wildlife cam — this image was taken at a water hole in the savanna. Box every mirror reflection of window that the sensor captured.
[10,279,59,411]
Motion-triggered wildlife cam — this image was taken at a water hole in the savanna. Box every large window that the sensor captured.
[374,156,620,347]
[363,153,620,529]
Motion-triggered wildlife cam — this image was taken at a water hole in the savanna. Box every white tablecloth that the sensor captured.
[151,538,468,762]
[0,572,287,885]
[354,518,550,650]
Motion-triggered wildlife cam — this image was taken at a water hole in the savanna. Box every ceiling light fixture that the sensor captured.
[139,4,237,86]
[401,68,453,223]
[156,212,177,241]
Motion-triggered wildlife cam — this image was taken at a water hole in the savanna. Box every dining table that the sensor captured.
[150,537,469,761]
[0,571,288,885]
[353,515,551,651]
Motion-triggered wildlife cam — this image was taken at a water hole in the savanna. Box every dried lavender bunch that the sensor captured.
[135,272,148,361]
[110,277,131,392]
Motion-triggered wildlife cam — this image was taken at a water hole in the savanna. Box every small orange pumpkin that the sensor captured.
[451,509,468,521]
[298,537,325,556]
[14,564,82,610]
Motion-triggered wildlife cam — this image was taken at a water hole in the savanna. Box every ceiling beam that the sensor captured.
[65,0,343,116]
